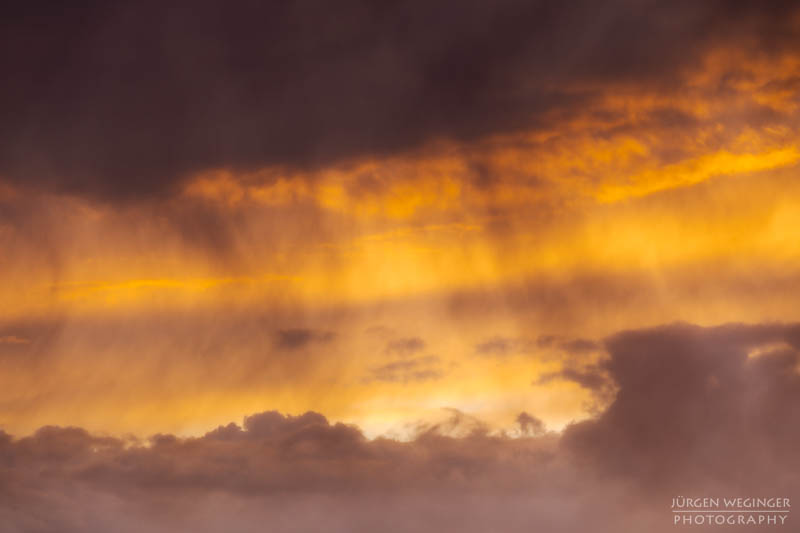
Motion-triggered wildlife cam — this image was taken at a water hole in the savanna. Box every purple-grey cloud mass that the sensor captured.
[2,322,799,531]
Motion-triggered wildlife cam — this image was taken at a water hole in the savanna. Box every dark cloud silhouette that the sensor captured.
[564,322,800,493]
[535,362,616,411]
[2,321,799,531]
[2,1,799,201]
[532,334,609,393]
[536,365,611,392]
[412,408,491,438]
[516,411,546,436]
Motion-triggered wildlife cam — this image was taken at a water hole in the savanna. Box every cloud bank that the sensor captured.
[2,1,799,201]
[3,322,799,531]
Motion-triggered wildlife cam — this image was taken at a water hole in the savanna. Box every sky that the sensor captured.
[1,1,800,531]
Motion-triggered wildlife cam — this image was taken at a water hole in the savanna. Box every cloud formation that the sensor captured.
[367,355,444,384]
[2,4,800,529]
[475,334,599,357]
[274,328,336,350]
[564,322,800,492]
[384,336,427,356]
[3,322,799,531]
[2,1,799,201]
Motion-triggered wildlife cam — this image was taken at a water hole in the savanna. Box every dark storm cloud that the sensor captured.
[2,321,800,531]
[2,1,799,201]
[564,322,800,492]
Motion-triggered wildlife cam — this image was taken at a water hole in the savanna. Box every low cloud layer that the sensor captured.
[3,322,799,531]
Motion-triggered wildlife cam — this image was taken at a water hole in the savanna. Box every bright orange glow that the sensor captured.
[1,47,800,439]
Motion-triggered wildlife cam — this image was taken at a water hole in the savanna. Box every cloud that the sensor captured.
[532,333,613,409]
[1,1,798,201]
[474,336,517,356]
[536,365,611,392]
[515,411,546,436]
[475,334,599,357]
[274,328,336,350]
[384,337,426,357]
[2,321,799,531]
[536,335,600,354]
[563,322,800,491]
[411,408,491,439]
[535,362,616,412]
[366,355,443,384]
